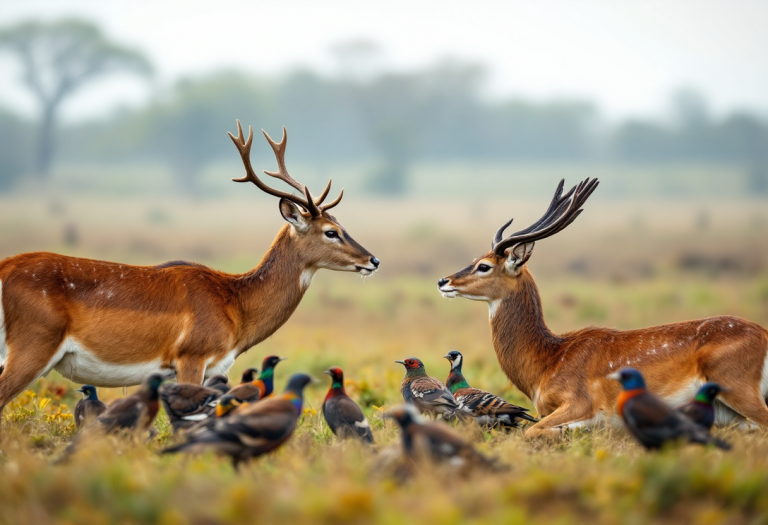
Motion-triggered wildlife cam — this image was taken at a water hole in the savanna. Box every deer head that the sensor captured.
[229,121,379,275]
[437,178,598,302]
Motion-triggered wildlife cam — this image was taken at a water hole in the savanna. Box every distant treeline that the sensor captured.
[2,62,767,193]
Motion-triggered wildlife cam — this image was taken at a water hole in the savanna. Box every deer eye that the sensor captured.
[476,264,491,273]
[324,230,339,239]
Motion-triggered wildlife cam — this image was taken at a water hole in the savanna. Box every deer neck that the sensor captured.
[236,226,313,349]
[488,268,563,400]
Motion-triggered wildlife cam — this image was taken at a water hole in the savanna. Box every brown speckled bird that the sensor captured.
[395,357,463,419]
[385,404,503,471]
[444,350,538,429]
[160,381,223,433]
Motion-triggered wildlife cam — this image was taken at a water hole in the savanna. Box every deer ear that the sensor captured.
[504,242,535,272]
[279,199,311,232]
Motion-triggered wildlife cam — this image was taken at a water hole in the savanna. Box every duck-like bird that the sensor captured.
[608,368,730,450]
[444,350,537,429]
[162,373,312,468]
[74,385,107,429]
[227,356,286,403]
[676,382,727,430]
[385,404,502,471]
[204,374,232,396]
[322,367,374,443]
[160,382,224,433]
[395,357,463,419]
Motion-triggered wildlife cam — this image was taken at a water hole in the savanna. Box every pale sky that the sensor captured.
[0,0,766,123]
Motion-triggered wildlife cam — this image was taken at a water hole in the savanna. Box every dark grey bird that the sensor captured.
[322,367,374,443]
[74,385,107,429]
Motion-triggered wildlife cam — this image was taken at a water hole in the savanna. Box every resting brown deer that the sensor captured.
[438,178,768,437]
[0,122,378,416]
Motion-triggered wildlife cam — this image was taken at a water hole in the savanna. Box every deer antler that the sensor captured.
[492,178,599,256]
[228,121,344,217]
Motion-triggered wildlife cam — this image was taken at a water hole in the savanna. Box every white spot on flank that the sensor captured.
[69,282,75,289]
[354,419,370,429]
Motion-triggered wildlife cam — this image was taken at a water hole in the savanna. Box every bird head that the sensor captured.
[144,372,172,392]
[240,368,259,383]
[216,394,242,417]
[284,373,314,395]
[262,355,287,372]
[77,385,97,399]
[695,382,728,404]
[606,368,646,390]
[205,374,230,387]
[394,357,425,372]
[324,367,344,384]
[384,404,422,428]
[443,350,463,371]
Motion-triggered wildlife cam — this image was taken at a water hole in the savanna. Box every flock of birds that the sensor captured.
[61,351,733,472]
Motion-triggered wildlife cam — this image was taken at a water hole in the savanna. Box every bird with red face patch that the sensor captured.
[395,357,463,420]
[322,367,374,444]
[227,356,286,403]
[444,350,538,429]
[608,368,730,450]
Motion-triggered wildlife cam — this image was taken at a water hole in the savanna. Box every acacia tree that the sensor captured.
[0,19,152,176]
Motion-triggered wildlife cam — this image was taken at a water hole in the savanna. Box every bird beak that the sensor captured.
[394,360,405,365]
[323,370,332,375]
[76,387,84,393]
[720,387,731,394]
[606,372,621,381]
[278,357,288,362]
[443,355,452,360]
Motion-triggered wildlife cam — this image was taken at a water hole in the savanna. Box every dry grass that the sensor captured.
[1,193,768,524]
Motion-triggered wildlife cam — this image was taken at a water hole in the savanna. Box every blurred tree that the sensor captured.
[0,109,34,189]
[0,19,152,177]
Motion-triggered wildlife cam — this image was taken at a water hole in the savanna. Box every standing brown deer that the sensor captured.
[0,122,379,415]
[438,178,768,437]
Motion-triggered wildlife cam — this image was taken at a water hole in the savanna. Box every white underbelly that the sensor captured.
[53,337,166,387]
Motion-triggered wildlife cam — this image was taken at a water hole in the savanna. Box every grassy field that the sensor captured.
[1,189,768,524]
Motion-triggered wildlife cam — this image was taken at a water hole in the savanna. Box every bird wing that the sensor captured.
[323,396,374,442]
[98,395,146,431]
[227,383,262,403]
[677,402,713,429]
[456,388,529,415]
[160,384,220,421]
[410,378,457,407]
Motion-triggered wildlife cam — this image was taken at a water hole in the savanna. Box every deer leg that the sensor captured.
[523,404,598,439]
[175,357,206,385]
[717,389,768,428]
[0,340,62,418]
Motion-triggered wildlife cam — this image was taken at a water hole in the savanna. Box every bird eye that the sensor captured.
[476,264,491,272]
[325,230,339,238]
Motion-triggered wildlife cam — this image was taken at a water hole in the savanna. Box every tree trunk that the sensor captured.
[35,103,56,177]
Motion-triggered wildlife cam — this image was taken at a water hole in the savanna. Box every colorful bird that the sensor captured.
[385,404,501,471]
[395,357,463,419]
[74,385,107,429]
[227,355,286,403]
[608,368,730,450]
[163,373,313,468]
[322,367,374,443]
[204,374,232,396]
[239,368,260,384]
[95,372,169,433]
[159,381,224,433]
[677,383,728,430]
[184,394,244,436]
[444,350,538,429]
